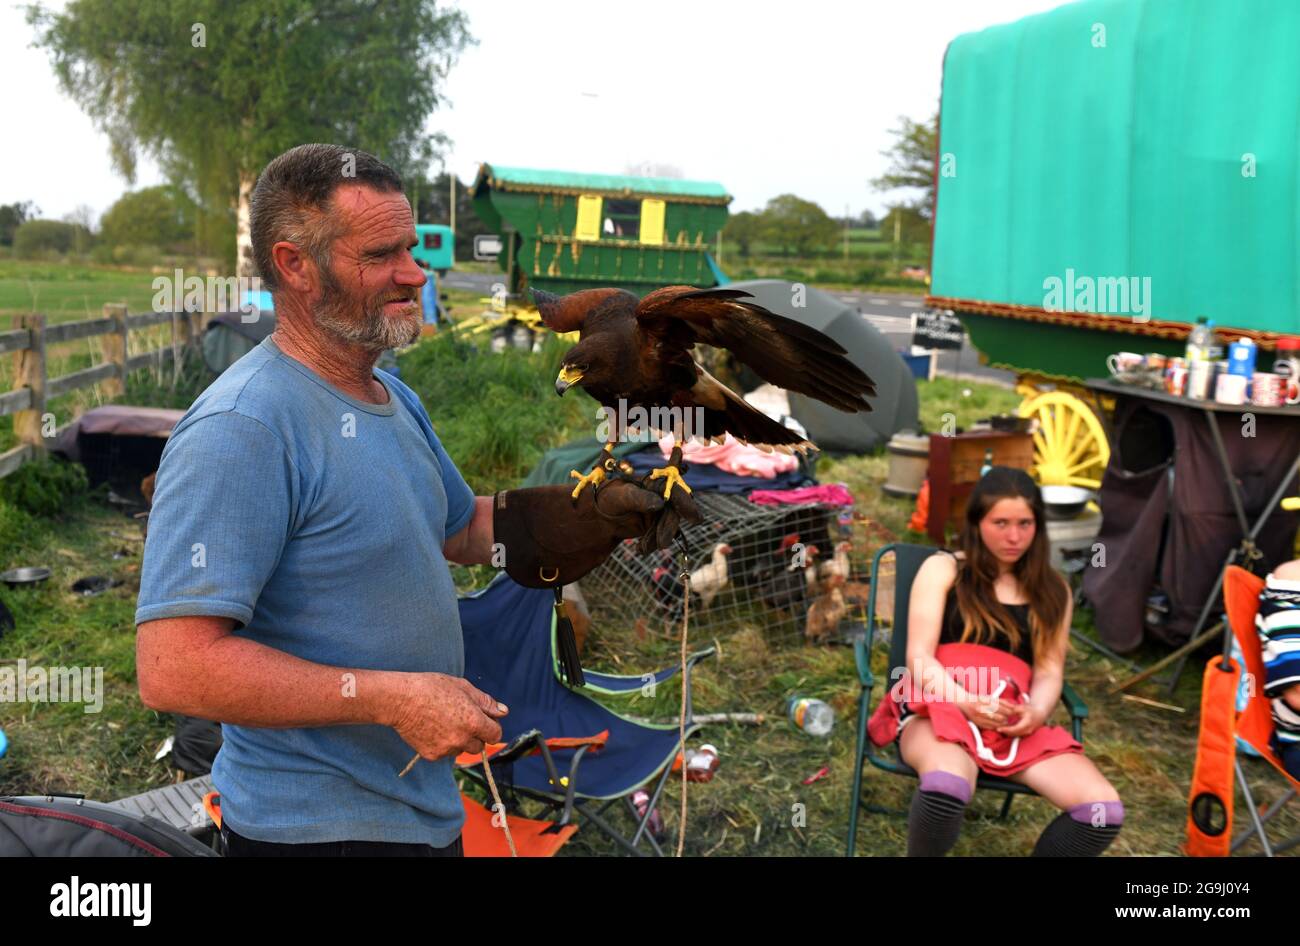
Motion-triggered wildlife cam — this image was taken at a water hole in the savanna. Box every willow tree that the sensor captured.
[872,112,939,222]
[28,0,473,275]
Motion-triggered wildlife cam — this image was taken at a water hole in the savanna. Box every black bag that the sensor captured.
[173,715,223,776]
[0,795,217,856]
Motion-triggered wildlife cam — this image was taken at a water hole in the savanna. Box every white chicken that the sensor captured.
[818,540,853,587]
[689,542,733,609]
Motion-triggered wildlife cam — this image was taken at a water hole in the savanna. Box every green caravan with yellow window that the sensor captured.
[469,164,732,298]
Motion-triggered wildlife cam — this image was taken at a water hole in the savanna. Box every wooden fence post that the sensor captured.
[172,310,190,350]
[100,302,128,397]
[12,313,47,456]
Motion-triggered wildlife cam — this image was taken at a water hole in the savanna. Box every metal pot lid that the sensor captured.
[1,566,52,585]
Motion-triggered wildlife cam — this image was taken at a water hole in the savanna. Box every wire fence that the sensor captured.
[579,492,871,644]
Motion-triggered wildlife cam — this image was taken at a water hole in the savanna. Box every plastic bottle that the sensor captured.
[788,697,835,736]
[631,789,666,839]
[685,744,720,782]
[1186,316,1224,362]
[1186,317,1209,361]
[980,448,994,478]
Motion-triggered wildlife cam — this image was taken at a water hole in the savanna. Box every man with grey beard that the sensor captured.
[134,144,667,856]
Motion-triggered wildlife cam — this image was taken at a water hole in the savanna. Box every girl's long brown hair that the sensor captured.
[951,466,1070,663]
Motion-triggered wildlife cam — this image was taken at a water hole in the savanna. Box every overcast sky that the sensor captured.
[1,0,1070,226]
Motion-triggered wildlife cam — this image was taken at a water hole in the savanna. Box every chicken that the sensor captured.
[652,543,733,622]
[817,540,853,587]
[805,584,849,642]
[689,542,733,609]
[755,533,813,611]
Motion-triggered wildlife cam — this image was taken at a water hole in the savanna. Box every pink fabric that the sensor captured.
[659,433,799,478]
[867,642,1082,777]
[748,484,855,507]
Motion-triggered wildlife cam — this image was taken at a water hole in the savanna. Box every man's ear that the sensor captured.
[270,241,317,294]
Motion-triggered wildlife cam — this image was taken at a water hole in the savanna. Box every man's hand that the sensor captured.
[493,478,701,589]
[638,477,703,554]
[389,673,508,760]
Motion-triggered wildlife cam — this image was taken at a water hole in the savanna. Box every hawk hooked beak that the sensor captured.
[555,365,585,396]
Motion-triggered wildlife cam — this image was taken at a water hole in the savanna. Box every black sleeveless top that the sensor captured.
[937,553,1035,665]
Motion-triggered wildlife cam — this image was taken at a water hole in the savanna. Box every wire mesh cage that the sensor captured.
[578,492,868,644]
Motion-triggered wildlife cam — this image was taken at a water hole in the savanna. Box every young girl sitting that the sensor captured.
[869,467,1123,856]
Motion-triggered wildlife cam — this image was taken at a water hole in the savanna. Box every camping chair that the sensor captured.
[198,777,577,857]
[1185,565,1300,856]
[457,573,715,856]
[846,543,1089,856]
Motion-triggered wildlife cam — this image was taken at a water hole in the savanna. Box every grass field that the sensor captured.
[0,283,1295,856]
[0,259,163,324]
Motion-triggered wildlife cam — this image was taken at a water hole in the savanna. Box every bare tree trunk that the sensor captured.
[235,170,256,278]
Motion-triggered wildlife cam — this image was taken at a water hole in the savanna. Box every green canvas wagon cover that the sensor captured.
[927,0,1300,382]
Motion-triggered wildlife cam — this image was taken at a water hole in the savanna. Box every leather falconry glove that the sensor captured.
[492,478,702,684]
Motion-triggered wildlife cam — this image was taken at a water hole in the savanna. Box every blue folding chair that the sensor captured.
[457,573,715,856]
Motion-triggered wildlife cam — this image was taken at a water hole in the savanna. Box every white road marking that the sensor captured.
[900,301,922,308]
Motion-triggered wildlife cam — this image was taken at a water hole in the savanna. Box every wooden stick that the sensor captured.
[1120,693,1186,714]
[1109,622,1223,694]
[480,749,517,857]
[676,563,690,859]
[398,749,516,857]
[693,713,766,725]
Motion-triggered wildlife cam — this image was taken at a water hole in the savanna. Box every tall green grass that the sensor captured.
[398,327,594,494]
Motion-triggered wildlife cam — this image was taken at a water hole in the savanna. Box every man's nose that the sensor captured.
[396,253,428,289]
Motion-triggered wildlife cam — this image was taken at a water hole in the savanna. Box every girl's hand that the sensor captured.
[959,695,1020,730]
[996,703,1046,738]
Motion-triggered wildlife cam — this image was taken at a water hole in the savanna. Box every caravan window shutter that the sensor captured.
[574,195,602,242]
[640,199,666,245]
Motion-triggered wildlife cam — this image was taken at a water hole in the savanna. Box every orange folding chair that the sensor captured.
[197,730,602,857]
[1186,565,1300,856]
[455,728,607,857]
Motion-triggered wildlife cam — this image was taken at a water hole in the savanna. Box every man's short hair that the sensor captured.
[250,144,404,290]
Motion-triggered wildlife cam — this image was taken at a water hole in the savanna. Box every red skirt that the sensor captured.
[867,642,1081,777]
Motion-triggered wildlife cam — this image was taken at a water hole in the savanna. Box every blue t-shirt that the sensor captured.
[135,334,476,846]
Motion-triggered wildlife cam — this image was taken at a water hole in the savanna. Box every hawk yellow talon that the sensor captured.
[569,465,607,499]
[648,464,692,501]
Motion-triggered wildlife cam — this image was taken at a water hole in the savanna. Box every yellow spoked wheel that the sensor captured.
[1017,391,1109,489]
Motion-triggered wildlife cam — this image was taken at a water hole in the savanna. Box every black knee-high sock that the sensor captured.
[1032,801,1124,857]
[907,771,972,857]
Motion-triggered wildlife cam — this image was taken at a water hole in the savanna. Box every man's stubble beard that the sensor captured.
[312,262,422,351]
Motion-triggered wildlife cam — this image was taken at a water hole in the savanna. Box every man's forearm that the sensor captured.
[140,629,407,729]
[444,495,496,565]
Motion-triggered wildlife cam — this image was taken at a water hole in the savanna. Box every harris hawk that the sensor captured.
[532,284,877,502]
